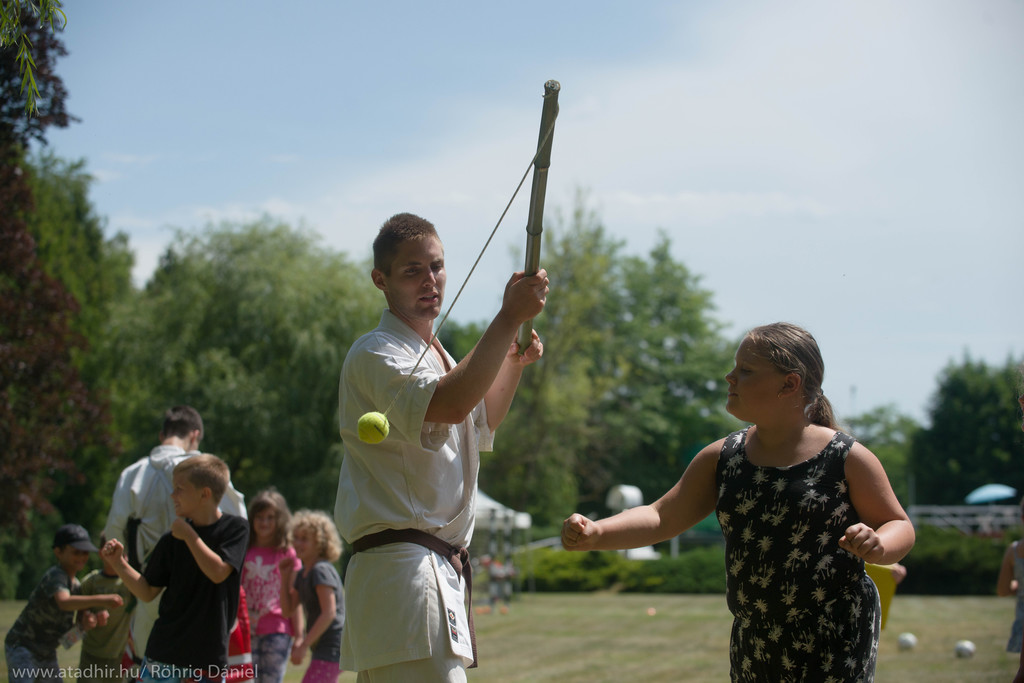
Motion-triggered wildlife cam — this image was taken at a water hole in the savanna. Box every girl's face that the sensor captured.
[724,338,790,421]
[292,527,318,564]
[253,508,278,546]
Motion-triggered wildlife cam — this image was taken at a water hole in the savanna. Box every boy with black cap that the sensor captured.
[4,524,125,683]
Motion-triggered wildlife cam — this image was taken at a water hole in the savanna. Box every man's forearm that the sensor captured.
[429,312,518,423]
[484,359,525,430]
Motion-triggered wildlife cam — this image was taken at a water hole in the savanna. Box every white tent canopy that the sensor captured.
[476,490,531,530]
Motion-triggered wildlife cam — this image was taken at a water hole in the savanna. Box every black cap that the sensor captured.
[53,524,99,552]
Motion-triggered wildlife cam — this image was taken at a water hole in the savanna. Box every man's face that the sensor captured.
[372,236,446,332]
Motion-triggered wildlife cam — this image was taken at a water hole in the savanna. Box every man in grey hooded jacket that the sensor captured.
[103,405,246,658]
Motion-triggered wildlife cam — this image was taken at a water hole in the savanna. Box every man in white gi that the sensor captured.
[335,213,547,682]
[102,405,246,660]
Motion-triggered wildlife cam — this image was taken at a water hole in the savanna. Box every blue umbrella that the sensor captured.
[965,483,1018,505]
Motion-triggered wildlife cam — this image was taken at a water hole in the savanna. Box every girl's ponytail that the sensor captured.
[807,392,838,430]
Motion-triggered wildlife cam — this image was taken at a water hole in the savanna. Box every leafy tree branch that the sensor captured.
[1,0,66,117]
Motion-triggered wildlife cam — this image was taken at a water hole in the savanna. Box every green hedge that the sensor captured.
[619,546,726,594]
[523,545,726,594]
[898,525,1010,595]
[521,525,1017,596]
[526,546,632,591]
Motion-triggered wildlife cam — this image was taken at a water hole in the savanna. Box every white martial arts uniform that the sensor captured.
[335,310,493,675]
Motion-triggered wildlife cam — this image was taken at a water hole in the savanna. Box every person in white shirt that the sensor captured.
[335,213,547,682]
[103,405,246,659]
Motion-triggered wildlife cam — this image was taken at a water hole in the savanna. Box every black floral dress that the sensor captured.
[715,428,880,682]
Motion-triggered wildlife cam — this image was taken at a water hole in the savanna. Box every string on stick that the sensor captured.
[356,82,560,445]
[379,114,559,421]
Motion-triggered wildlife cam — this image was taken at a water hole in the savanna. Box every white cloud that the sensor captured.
[607,190,833,223]
[103,153,159,166]
[87,168,121,184]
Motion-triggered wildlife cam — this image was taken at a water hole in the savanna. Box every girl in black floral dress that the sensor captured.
[562,322,915,682]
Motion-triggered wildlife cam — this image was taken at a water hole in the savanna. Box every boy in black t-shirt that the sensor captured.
[103,454,248,683]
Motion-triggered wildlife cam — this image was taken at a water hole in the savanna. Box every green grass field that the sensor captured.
[2,593,1019,682]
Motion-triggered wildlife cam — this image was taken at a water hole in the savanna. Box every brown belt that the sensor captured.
[352,528,477,668]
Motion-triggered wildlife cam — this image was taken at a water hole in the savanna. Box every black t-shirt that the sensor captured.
[143,513,249,670]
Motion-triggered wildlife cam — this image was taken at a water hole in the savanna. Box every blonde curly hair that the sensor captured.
[290,509,342,563]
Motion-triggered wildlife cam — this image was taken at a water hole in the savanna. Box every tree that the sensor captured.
[1,0,67,117]
[845,404,919,505]
[25,150,135,346]
[0,148,115,534]
[98,219,381,511]
[20,151,134,529]
[480,197,735,525]
[909,355,1024,504]
[593,232,736,505]
[0,15,112,538]
[482,202,619,524]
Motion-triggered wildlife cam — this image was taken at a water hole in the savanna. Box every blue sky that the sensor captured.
[44,1,1023,424]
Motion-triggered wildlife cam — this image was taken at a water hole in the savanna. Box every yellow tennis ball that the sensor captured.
[357,411,389,444]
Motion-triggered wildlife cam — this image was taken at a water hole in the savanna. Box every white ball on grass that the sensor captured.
[897,632,917,651]
[954,640,976,658]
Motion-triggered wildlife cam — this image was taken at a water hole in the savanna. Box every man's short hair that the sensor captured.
[173,454,229,503]
[162,405,203,441]
[373,213,439,274]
